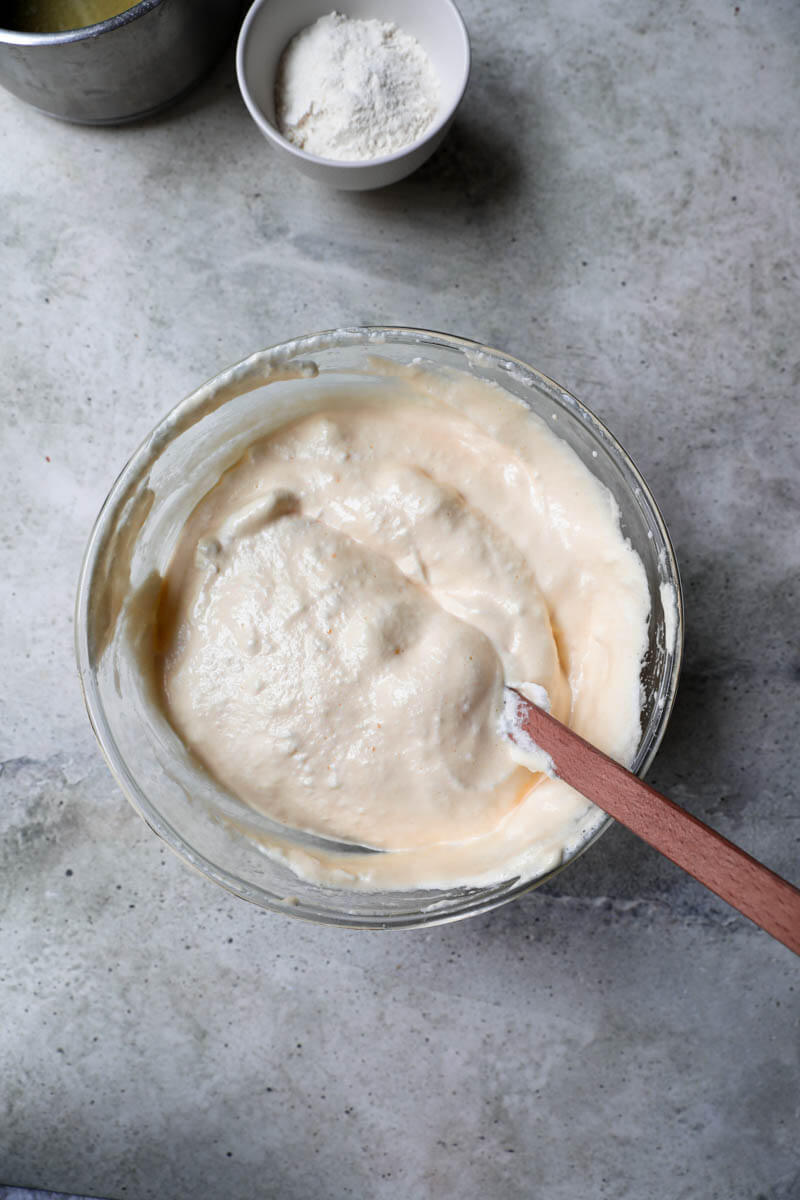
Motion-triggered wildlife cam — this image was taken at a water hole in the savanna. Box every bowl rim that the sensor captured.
[75,325,684,930]
[0,0,165,44]
[235,0,471,170]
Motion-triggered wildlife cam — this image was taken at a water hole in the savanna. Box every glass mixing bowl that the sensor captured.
[75,327,683,929]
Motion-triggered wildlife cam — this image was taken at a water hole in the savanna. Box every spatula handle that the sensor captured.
[513,695,800,956]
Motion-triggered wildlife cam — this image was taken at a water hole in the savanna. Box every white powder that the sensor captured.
[275,12,440,162]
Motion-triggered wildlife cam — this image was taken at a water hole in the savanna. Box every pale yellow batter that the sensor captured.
[157,372,650,890]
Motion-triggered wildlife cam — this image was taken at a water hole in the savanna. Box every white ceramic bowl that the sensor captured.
[236,0,470,190]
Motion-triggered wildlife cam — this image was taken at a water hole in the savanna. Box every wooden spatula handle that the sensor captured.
[513,694,800,956]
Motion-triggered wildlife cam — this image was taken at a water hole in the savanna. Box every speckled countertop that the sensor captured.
[2,2,798,1197]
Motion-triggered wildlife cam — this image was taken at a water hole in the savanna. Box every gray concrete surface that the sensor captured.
[2,1,799,1197]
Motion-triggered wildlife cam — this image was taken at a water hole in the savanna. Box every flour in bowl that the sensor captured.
[275,12,440,161]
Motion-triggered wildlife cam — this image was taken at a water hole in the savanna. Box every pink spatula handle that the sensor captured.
[510,692,800,956]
